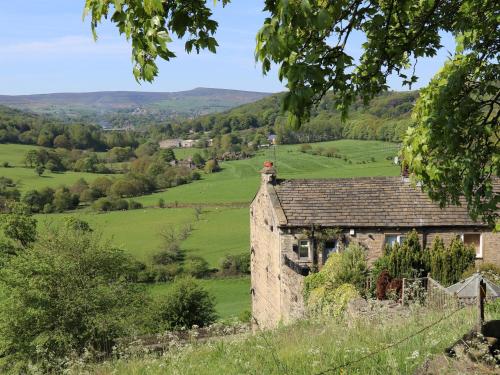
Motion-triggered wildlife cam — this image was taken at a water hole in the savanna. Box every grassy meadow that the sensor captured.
[6,139,400,318]
[80,306,483,375]
[0,143,112,193]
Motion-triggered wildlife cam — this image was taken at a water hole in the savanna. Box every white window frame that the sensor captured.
[384,234,405,247]
[460,233,483,259]
[298,240,310,260]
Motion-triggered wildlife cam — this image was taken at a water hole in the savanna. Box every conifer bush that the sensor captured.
[428,237,475,286]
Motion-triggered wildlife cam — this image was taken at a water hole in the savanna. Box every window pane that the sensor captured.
[463,233,481,257]
[398,236,406,244]
[299,240,309,258]
[385,235,398,247]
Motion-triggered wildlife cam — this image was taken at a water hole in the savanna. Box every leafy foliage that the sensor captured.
[183,91,417,143]
[0,226,148,373]
[0,105,139,150]
[84,0,230,82]
[157,277,217,330]
[403,53,499,224]
[307,283,359,318]
[304,243,368,302]
[0,202,37,249]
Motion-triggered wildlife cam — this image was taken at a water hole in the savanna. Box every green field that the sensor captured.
[139,140,400,206]
[36,206,248,267]
[0,143,112,193]
[12,140,400,318]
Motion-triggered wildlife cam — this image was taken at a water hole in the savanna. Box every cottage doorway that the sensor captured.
[323,240,339,263]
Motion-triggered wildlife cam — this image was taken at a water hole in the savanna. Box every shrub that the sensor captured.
[219,253,250,276]
[299,144,312,153]
[149,264,183,282]
[373,230,426,281]
[304,243,368,300]
[0,227,148,373]
[64,217,92,232]
[238,309,252,323]
[157,277,217,330]
[129,200,143,210]
[204,159,219,173]
[428,236,475,286]
[183,256,210,278]
[376,270,392,300]
[152,244,183,265]
[92,197,114,212]
[307,283,359,318]
[386,278,403,301]
[158,198,165,208]
[2,161,10,168]
[111,199,127,211]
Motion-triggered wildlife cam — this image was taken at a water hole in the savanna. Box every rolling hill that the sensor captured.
[183,90,419,143]
[0,88,272,126]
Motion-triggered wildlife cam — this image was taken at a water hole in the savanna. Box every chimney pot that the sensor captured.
[261,161,277,184]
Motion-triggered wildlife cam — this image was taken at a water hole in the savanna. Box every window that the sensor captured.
[461,233,482,258]
[385,234,405,248]
[298,240,310,259]
[324,240,339,259]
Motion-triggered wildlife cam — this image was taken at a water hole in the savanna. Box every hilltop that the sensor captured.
[0,88,272,126]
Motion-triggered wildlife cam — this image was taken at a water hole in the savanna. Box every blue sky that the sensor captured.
[0,1,455,95]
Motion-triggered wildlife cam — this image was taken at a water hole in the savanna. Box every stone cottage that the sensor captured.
[250,162,500,329]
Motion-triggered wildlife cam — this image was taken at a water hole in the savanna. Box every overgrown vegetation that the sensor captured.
[304,244,367,317]
[77,307,481,375]
[0,208,219,373]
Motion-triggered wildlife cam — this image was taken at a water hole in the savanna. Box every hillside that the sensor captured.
[0,88,272,126]
[183,90,418,143]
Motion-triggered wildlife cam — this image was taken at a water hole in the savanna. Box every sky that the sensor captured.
[0,1,455,95]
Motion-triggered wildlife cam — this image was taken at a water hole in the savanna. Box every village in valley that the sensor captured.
[0,1,498,374]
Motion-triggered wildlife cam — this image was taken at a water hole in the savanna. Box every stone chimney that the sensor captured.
[261,161,277,185]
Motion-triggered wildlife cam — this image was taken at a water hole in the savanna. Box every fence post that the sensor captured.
[477,277,485,333]
[401,278,406,305]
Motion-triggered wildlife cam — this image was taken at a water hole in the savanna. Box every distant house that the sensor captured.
[181,139,195,148]
[169,158,196,170]
[159,139,182,149]
[250,162,500,329]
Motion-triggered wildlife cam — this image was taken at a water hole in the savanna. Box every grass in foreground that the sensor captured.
[80,306,481,375]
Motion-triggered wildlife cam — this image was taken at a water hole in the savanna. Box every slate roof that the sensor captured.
[272,176,499,228]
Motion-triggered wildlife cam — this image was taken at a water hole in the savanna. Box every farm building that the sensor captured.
[250,162,500,329]
[159,139,182,149]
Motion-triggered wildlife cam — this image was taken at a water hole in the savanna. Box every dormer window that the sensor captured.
[298,240,310,260]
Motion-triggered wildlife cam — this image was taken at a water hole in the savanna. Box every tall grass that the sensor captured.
[80,306,480,375]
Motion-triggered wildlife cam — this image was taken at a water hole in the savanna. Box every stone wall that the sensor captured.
[250,183,282,330]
